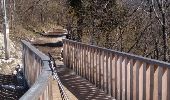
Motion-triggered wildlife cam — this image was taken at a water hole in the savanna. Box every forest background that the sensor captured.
[1,0,170,62]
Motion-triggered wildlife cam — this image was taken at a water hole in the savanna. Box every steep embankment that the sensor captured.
[0,33,22,74]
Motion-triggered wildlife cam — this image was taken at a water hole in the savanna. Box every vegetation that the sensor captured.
[1,0,170,62]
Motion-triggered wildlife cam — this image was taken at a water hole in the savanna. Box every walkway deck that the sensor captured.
[52,80,78,100]
[52,61,114,100]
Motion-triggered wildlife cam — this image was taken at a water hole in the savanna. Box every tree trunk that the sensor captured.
[77,15,83,42]
[162,12,167,61]
[2,0,10,59]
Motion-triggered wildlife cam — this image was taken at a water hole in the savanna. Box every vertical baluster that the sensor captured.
[104,51,107,92]
[72,43,74,69]
[76,43,78,74]
[84,46,87,79]
[72,43,74,71]
[95,49,99,87]
[122,57,127,100]
[107,52,111,95]
[66,41,68,67]
[85,46,87,79]
[89,47,91,81]
[89,47,93,82]
[67,41,70,68]
[73,43,75,72]
[77,43,79,73]
[90,47,92,81]
[79,44,81,75]
[67,41,69,68]
[139,62,146,100]
[91,47,93,82]
[79,44,82,75]
[44,86,46,100]
[74,43,76,71]
[86,46,88,79]
[99,49,102,89]
[83,45,85,78]
[102,51,105,90]
[146,64,154,100]
[39,94,43,100]
[72,43,75,70]
[63,40,66,65]
[45,86,47,100]
[29,52,33,85]
[80,45,83,76]
[117,56,122,100]
[111,54,117,98]
[133,60,140,100]
[67,42,70,68]
[70,42,72,69]
[86,46,88,80]
[77,44,79,74]
[93,48,95,84]
[153,66,163,100]
[162,68,170,100]
[77,44,80,75]
[106,51,109,93]
[127,59,133,100]
[81,45,84,76]
[74,43,76,73]
[81,45,83,76]
[47,84,49,100]
[49,79,52,100]
[69,42,71,68]
[68,41,70,67]
[87,47,91,81]
[25,47,28,84]
[91,47,93,83]
[109,53,113,96]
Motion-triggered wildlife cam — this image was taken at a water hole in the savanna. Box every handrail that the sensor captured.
[21,40,50,61]
[63,39,170,100]
[19,40,52,100]
[63,39,170,67]
[19,70,51,100]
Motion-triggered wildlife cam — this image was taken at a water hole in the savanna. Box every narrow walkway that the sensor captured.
[52,61,78,100]
[52,80,78,100]
[33,39,114,100]
[55,61,114,100]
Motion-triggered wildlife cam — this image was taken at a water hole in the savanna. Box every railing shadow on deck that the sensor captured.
[56,65,114,100]
[63,39,170,100]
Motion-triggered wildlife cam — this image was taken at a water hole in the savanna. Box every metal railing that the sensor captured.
[63,39,170,100]
[48,53,69,100]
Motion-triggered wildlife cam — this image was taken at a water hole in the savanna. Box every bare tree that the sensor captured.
[1,0,10,59]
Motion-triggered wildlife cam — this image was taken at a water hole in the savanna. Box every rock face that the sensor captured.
[0,33,22,74]
[33,28,68,44]
[33,28,68,61]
